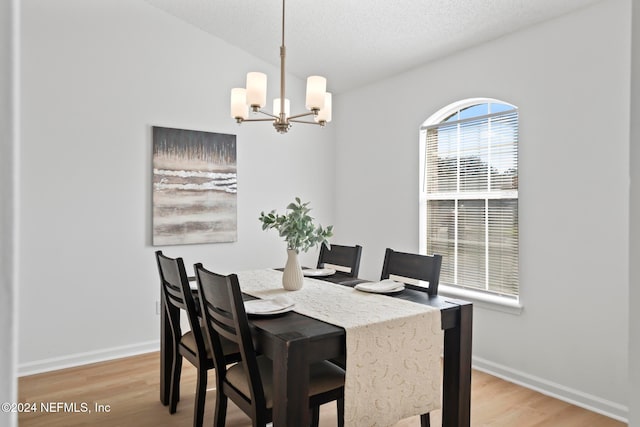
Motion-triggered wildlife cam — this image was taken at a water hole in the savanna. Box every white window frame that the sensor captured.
[419,98,522,314]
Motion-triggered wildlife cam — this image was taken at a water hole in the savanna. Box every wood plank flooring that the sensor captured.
[17,352,625,427]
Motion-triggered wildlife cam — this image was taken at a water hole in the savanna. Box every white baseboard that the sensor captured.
[18,340,159,377]
[473,356,628,423]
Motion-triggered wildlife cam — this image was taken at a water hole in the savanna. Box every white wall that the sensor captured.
[18,0,335,372]
[334,0,630,420]
[1,1,18,426]
[629,0,639,424]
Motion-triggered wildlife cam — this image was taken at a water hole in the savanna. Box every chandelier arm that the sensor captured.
[288,119,324,125]
[287,111,316,120]
[253,109,280,120]
[239,118,279,123]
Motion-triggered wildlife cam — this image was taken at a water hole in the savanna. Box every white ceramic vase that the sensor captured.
[282,249,304,291]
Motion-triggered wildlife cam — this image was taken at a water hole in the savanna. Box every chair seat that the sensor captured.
[181,328,239,359]
[226,356,345,409]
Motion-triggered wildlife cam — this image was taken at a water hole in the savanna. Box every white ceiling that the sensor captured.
[145,0,602,93]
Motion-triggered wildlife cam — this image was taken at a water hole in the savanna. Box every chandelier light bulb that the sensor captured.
[316,92,332,124]
[305,76,327,111]
[246,72,267,109]
[230,88,248,120]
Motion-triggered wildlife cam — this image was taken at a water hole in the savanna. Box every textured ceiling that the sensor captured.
[145,0,602,93]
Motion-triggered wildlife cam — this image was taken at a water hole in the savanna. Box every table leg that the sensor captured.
[442,303,473,427]
[271,333,310,427]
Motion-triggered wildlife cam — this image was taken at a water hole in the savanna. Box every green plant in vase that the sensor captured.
[259,197,333,290]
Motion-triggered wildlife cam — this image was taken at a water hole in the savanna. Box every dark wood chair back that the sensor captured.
[317,243,363,277]
[155,251,206,362]
[380,248,443,296]
[193,263,268,418]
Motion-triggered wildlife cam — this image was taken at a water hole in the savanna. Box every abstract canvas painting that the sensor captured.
[152,126,237,245]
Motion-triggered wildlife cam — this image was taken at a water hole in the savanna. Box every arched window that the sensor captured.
[420,98,519,299]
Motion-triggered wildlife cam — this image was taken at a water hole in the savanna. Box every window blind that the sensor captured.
[423,104,518,298]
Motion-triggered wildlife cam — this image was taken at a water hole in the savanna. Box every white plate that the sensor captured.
[354,280,405,294]
[244,297,295,315]
[246,305,294,316]
[303,268,336,277]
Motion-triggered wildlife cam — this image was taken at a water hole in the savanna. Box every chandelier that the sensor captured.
[229,0,332,134]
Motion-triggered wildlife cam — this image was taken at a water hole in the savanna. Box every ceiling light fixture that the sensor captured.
[229,0,332,134]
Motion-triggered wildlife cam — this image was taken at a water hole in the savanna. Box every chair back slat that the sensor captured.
[317,243,362,277]
[163,282,187,309]
[194,264,267,410]
[380,248,442,296]
[201,298,242,345]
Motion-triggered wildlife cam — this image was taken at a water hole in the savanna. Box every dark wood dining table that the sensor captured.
[160,271,472,427]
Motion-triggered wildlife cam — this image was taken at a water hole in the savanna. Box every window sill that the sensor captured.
[438,285,523,315]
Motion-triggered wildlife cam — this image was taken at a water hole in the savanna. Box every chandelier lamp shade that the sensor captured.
[229,0,332,134]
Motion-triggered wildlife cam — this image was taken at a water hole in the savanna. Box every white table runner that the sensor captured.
[236,269,443,427]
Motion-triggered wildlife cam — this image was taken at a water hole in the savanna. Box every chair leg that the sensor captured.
[169,349,182,414]
[310,405,320,427]
[193,366,207,427]
[213,390,228,427]
[175,354,181,402]
[337,398,344,427]
[420,412,430,427]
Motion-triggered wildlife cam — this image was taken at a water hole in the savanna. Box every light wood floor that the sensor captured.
[18,352,625,427]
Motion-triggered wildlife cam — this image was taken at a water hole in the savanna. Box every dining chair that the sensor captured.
[380,248,443,296]
[316,243,363,278]
[380,248,443,427]
[155,251,240,427]
[194,263,346,427]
